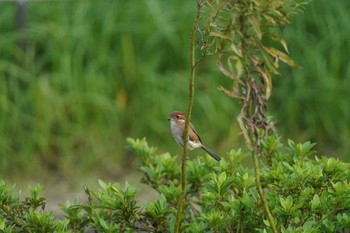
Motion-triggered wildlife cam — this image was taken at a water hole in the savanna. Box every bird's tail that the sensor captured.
[201,146,221,161]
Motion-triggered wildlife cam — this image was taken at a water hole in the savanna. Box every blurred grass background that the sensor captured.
[0,0,349,186]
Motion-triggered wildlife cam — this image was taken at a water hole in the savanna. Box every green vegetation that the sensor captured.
[272,0,350,156]
[175,0,309,231]
[0,0,349,181]
[1,138,349,232]
[1,1,350,231]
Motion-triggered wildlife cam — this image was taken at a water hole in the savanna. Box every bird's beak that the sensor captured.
[168,117,171,121]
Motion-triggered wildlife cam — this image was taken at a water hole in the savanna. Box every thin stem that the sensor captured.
[252,151,278,233]
[174,1,202,232]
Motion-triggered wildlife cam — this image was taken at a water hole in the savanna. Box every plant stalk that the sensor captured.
[252,151,278,233]
[174,1,202,232]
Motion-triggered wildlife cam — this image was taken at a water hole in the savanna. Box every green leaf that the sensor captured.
[186,221,206,233]
[263,219,270,227]
[337,213,350,228]
[280,195,293,211]
[261,135,283,153]
[218,172,227,185]
[0,219,5,230]
[310,194,320,211]
[288,140,316,158]
[98,179,108,191]
[143,194,171,222]
[127,137,156,162]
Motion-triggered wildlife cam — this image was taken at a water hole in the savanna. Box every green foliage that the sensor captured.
[0,182,57,232]
[0,0,197,179]
[273,0,350,156]
[1,138,349,232]
[0,0,349,182]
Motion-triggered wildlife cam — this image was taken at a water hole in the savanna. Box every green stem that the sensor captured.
[174,1,202,232]
[252,151,278,233]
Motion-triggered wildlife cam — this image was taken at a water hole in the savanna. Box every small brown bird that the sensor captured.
[168,111,221,161]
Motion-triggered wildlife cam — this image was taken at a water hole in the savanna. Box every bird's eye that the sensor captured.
[176,115,180,119]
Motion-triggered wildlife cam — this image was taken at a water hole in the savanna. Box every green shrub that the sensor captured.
[1,138,349,232]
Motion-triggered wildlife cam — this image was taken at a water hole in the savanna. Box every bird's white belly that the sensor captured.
[188,140,201,150]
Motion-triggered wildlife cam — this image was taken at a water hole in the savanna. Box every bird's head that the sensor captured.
[168,111,186,124]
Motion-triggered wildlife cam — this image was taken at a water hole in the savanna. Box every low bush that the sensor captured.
[1,138,349,232]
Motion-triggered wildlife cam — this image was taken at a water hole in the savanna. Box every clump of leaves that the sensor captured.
[1,137,349,232]
[0,183,67,232]
[126,137,350,232]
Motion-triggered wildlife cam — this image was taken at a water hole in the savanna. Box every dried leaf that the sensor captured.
[263,68,272,100]
[218,86,244,100]
[265,47,299,67]
[280,39,289,54]
[209,32,232,41]
[248,16,262,40]
[228,56,243,80]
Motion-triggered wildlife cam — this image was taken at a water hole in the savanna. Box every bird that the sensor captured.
[168,111,221,161]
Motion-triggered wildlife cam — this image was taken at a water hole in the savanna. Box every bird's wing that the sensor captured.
[189,123,202,143]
